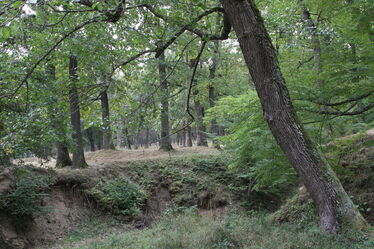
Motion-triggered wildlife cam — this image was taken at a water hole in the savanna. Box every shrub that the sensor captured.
[92,177,145,216]
[0,167,55,217]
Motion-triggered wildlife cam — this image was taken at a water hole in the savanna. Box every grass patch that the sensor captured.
[63,211,374,249]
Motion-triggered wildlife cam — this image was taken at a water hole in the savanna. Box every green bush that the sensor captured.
[92,177,145,216]
[0,167,55,217]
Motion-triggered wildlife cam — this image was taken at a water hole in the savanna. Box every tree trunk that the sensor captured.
[124,127,132,150]
[158,50,173,151]
[46,63,72,167]
[209,40,220,147]
[68,55,87,168]
[144,127,150,148]
[220,0,365,233]
[194,89,208,146]
[55,142,72,168]
[186,121,193,147]
[86,126,96,152]
[100,87,113,150]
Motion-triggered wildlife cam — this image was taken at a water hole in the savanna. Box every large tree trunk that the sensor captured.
[56,142,72,167]
[100,87,113,150]
[220,0,365,233]
[158,50,173,151]
[86,126,96,152]
[68,56,87,168]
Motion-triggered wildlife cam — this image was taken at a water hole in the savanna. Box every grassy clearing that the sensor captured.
[62,210,374,249]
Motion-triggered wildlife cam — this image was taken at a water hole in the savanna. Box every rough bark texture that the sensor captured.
[220,0,365,233]
[55,142,72,168]
[68,56,87,168]
[158,51,173,151]
[100,88,113,150]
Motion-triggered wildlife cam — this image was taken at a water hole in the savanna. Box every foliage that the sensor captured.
[90,176,145,217]
[205,92,297,194]
[0,167,55,217]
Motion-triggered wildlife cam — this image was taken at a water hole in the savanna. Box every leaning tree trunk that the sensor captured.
[100,87,113,150]
[68,55,87,168]
[220,0,365,233]
[158,50,173,151]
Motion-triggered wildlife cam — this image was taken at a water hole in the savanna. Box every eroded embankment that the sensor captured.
[0,154,235,249]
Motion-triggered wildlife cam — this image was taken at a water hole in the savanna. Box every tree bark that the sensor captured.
[158,50,173,151]
[124,127,132,150]
[209,40,220,147]
[68,55,87,168]
[220,0,365,233]
[194,89,208,146]
[186,121,193,147]
[100,87,113,150]
[86,126,96,152]
[56,142,72,167]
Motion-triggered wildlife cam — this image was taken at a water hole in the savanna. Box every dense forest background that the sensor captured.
[0,0,373,248]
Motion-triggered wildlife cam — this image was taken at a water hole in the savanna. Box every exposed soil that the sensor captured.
[1,147,231,249]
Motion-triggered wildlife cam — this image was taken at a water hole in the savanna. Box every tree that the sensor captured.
[158,50,173,151]
[219,0,365,233]
[68,55,87,168]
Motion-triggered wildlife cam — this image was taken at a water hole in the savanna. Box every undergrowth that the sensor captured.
[63,211,374,249]
[0,166,55,218]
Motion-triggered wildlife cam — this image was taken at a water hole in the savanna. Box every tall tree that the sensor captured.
[220,0,365,233]
[100,84,113,150]
[158,50,173,151]
[68,55,87,168]
[45,63,72,168]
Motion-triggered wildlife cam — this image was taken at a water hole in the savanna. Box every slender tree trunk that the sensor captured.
[46,63,72,167]
[220,0,365,233]
[158,50,173,151]
[194,89,208,146]
[68,55,87,168]
[144,127,150,148]
[116,123,123,148]
[209,40,220,147]
[96,129,102,150]
[86,126,96,152]
[186,121,193,147]
[124,127,132,150]
[100,87,113,150]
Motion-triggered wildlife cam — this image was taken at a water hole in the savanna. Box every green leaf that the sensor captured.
[0,28,11,39]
